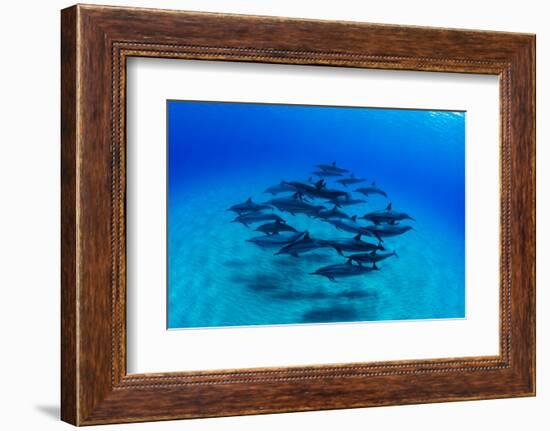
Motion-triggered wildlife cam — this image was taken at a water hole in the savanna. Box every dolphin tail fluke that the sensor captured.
[378,241,386,251]
[373,262,379,270]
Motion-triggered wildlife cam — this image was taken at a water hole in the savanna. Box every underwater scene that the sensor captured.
[167,100,465,329]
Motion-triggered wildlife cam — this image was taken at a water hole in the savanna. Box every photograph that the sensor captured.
[167,100,466,329]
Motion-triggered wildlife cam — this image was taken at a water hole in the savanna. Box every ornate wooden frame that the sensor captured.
[61,4,536,425]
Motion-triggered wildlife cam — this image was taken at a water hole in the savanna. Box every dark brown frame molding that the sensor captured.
[61,4,536,425]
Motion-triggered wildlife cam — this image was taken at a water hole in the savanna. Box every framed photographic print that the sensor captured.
[61,4,536,425]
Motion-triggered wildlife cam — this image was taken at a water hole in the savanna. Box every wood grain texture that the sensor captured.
[60,5,78,425]
[60,4,536,425]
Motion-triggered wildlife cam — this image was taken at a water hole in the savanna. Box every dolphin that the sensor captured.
[362,203,415,225]
[309,260,378,282]
[355,182,388,198]
[325,195,367,207]
[346,250,398,266]
[274,232,332,257]
[315,162,349,174]
[246,231,305,249]
[336,174,367,187]
[325,233,385,256]
[263,194,326,216]
[263,181,297,195]
[231,212,285,227]
[325,215,376,238]
[317,205,350,220]
[286,180,349,200]
[363,224,413,238]
[312,170,343,178]
[227,197,272,214]
[254,220,298,235]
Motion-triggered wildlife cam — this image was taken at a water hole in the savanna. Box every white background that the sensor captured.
[0,0,546,430]
[127,59,500,373]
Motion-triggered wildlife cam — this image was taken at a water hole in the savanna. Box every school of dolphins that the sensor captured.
[227,162,415,282]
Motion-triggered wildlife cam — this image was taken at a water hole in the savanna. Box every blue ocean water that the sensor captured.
[167,101,465,329]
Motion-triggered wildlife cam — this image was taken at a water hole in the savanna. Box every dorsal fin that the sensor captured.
[386,202,392,211]
[315,179,324,189]
[332,161,336,166]
[291,192,299,199]
[308,176,312,182]
[351,215,357,222]
[303,231,311,240]
[332,205,338,211]
[372,181,376,186]
[350,173,355,178]
[246,197,252,203]
[346,258,353,265]
[353,233,361,240]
